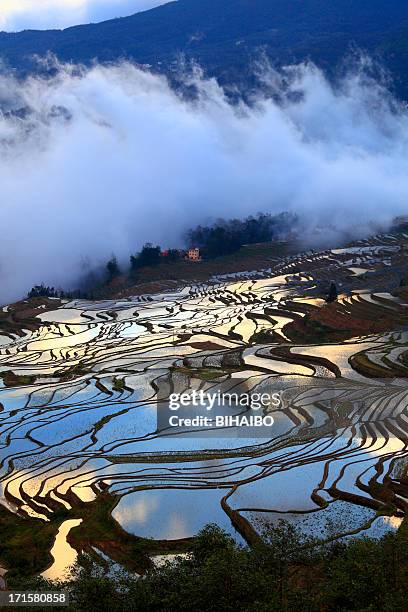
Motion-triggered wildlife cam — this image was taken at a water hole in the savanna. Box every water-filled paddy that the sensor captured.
[0,233,408,579]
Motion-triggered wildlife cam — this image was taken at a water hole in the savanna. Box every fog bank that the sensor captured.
[0,60,407,301]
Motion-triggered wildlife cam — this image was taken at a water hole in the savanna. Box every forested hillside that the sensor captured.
[1,0,408,95]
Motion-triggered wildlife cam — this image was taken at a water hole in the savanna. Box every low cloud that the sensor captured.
[0,60,407,302]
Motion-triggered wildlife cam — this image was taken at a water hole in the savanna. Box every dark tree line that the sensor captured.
[27,212,299,297]
[27,285,61,299]
[130,245,182,272]
[186,212,298,258]
[10,520,408,611]
[130,243,162,272]
[27,284,88,300]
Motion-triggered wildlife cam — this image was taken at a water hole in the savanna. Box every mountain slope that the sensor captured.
[1,0,408,95]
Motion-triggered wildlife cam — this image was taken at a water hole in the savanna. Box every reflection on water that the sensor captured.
[113,489,243,542]
[242,500,403,542]
[42,519,82,581]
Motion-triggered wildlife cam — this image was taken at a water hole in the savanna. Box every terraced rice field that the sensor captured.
[1,232,408,579]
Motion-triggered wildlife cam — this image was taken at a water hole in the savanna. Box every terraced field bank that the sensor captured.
[1,233,408,580]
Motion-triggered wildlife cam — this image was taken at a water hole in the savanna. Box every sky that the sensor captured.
[0,0,171,31]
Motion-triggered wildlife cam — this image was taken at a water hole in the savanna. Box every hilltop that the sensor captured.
[1,0,408,96]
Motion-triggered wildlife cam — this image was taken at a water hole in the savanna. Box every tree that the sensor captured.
[106,256,120,281]
[27,284,59,298]
[166,249,181,263]
[186,212,298,259]
[130,243,161,271]
[326,282,338,303]
[7,521,408,612]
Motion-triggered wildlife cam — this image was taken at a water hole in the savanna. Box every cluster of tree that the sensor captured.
[27,285,61,299]
[130,244,162,272]
[106,256,121,281]
[28,212,298,296]
[130,245,184,272]
[11,519,408,611]
[105,245,184,282]
[27,284,89,300]
[186,212,298,258]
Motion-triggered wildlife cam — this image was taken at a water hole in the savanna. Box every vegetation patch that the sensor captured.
[112,377,127,392]
[286,302,394,344]
[55,363,91,382]
[0,505,64,581]
[0,297,62,337]
[1,492,194,584]
[9,520,408,612]
[172,365,243,381]
[0,371,37,387]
